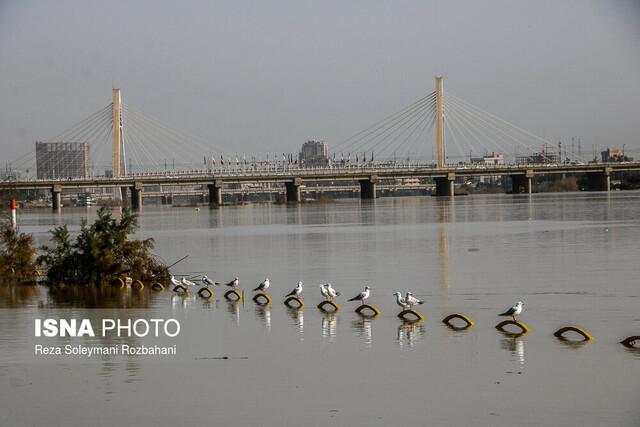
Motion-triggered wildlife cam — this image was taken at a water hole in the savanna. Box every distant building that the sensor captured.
[470,152,505,165]
[601,148,621,162]
[470,152,504,185]
[516,146,559,165]
[299,140,328,167]
[36,141,89,179]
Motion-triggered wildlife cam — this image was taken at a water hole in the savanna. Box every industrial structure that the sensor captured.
[35,141,89,179]
[515,145,559,165]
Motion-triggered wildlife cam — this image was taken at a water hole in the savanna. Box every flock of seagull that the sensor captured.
[169,275,526,320]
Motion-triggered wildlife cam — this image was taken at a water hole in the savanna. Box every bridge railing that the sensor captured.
[4,161,639,184]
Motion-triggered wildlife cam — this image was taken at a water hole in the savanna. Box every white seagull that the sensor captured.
[181,277,198,287]
[326,283,340,300]
[393,292,410,309]
[499,301,524,321]
[320,284,330,299]
[202,275,217,286]
[285,281,303,298]
[253,278,270,292]
[348,286,371,304]
[222,277,239,288]
[170,275,181,287]
[405,292,424,308]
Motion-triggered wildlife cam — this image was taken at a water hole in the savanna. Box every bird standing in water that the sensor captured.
[285,281,303,298]
[202,275,216,286]
[222,277,239,289]
[499,301,524,321]
[394,292,410,309]
[320,284,330,299]
[181,277,198,287]
[348,286,371,304]
[326,283,340,300]
[253,278,270,293]
[405,292,424,309]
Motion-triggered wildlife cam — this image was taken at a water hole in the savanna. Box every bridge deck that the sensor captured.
[2,162,639,191]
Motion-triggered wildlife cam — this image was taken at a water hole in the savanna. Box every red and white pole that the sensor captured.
[10,199,17,229]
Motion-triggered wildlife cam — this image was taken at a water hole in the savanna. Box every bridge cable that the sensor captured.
[444,95,557,163]
[122,105,217,169]
[441,97,497,159]
[330,92,435,154]
[373,101,436,161]
[348,97,435,158]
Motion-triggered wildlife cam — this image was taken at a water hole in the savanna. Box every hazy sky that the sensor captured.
[1,0,639,168]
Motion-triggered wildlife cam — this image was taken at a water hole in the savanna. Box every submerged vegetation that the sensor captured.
[37,207,169,286]
[0,225,37,283]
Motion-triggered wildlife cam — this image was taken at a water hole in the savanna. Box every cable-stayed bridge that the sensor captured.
[2,76,639,208]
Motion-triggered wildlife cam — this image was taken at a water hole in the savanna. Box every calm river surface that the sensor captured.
[1,192,639,426]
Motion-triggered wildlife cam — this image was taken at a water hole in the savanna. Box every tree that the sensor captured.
[0,225,37,283]
[38,207,169,286]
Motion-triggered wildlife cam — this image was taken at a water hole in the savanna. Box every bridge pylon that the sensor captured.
[112,88,127,201]
[435,76,445,169]
[112,88,126,178]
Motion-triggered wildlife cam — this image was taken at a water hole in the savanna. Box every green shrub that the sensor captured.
[38,207,169,286]
[0,225,37,282]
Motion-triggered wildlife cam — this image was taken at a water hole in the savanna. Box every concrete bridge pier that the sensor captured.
[208,180,223,205]
[510,170,534,194]
[130,182,143,210]
[586,168,611,191]
[434,173,455,197]
[359,175,378,199]
[285,177,302,203]
[51,185,61,210]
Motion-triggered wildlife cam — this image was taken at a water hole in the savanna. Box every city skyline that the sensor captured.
[1,1,639,168]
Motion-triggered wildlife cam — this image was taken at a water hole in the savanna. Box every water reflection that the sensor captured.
[622,347,640,359]
[124,360,142,384]
[0,284,41,308]
[225,301,241,327]
[436,199,453,290]
[351,317,373,348]
[500,336,526,365]
[254,305,271,332]
[170,293,197,309]
[321,313,337,342]
[359,200,376,225]
[286,308,304,340]
[44,284,156,309]
[554,337,591,350]
[396,321,425,350]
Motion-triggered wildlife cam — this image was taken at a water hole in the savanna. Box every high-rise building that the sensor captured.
[36,142,90,179]
[299,140,328,167]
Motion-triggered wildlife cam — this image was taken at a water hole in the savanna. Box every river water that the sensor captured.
[1,192,638,426]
